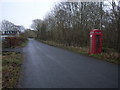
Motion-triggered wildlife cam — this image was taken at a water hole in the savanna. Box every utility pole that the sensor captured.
[118,1,120,54]
[100,0,103,30]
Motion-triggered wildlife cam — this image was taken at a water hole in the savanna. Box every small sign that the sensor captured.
[90,35,92,37]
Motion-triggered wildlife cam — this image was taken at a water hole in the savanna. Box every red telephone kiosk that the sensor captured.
[89,29,102,54]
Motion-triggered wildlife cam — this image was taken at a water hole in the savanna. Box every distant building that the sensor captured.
[1,20,25,39]
[1,30,21,39]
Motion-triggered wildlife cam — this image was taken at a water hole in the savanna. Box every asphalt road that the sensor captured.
[20,38,118,88]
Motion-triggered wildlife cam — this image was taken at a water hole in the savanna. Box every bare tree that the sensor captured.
[0,20,24,34]
[31,19,42,30]
[34,1,119,53]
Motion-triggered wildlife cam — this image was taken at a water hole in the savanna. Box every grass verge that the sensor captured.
[2,52,23,88]
[17,39,28,48]
[38,40,120,64]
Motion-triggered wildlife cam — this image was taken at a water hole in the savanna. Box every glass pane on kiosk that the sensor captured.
[96,35,100,50]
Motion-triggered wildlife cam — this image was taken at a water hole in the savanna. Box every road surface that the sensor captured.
[20,38,118,88]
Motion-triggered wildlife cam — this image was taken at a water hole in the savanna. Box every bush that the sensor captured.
[2,37,27,48]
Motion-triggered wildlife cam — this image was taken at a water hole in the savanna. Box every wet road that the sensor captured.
[20,38,118,88]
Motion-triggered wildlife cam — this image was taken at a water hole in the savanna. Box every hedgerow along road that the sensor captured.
[20,38,118,88]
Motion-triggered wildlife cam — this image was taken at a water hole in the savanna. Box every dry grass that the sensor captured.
[2,52,23,88]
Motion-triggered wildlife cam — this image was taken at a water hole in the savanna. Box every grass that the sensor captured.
[17,39,28,48]
[2,52,23,88]
[2,38,28,88]
[0,54,2,89]
[89,52,119,64]
[38,40,120,64]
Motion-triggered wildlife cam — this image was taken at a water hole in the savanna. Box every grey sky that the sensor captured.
[0,0,61,29]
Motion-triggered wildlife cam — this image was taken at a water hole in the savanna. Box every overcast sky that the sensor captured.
[0,0,61,29]
[0,0,119,29]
